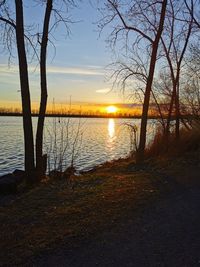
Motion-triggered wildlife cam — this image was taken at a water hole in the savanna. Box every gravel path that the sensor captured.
[33,184,200,267]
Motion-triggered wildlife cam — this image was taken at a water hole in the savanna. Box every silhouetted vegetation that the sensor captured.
[0,0,199,185]
[146,126,200,158]
[98,0,200,163]
[0,1,200,265]
[0,0,78,183]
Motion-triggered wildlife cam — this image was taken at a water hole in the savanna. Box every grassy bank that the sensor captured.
[0,151,199,266]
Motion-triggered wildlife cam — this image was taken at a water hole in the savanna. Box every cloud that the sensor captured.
[46,66,104,76]
[0,64,104,76]
[0,64,18,75]
[96,88,111,94]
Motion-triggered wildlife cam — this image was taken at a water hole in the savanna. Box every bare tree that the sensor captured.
[0,0,77,181]
[15,0,35,180]
[160,0,193,141]
[35,0,76,179]
[0,0,35,183]
[35,0,53,179]
[184,0,200,29]
[182,44,200,124]
[99,0,167,163]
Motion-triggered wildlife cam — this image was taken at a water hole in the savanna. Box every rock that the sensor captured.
[13,169,25,176]
[13,169,25,183]
[0,170,25,195]
[0,173,18,194]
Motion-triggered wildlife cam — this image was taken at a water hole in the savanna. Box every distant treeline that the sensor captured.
[0,111,194,120]
[0,111,140,119]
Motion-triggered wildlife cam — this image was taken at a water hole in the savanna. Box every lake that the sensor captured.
[0,116,155,176]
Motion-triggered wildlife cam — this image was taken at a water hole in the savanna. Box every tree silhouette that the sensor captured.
[0,0,35,182]
[99,0,167,163]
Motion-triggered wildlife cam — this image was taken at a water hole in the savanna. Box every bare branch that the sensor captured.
[107,0,154,43]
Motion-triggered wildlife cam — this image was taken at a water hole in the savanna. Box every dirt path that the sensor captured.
[1,157,199,267]
[33,183,200,267]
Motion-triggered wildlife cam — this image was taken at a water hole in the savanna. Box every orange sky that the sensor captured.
[0,100,143,116]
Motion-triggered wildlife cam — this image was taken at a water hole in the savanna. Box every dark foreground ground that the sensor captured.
[35,187,200,267]
[0,154,200,267]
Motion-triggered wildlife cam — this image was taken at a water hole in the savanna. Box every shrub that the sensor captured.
[146,125,200,158]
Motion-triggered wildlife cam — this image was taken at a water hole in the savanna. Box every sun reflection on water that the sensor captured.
[108,118,115,139]
[107,119,116,151]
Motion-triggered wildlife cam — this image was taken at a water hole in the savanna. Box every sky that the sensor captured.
[0,0,127,110]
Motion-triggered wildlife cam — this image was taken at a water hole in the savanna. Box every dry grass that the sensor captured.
[146,127,200,158]
[1,148,199,266]
[0,158,165,266]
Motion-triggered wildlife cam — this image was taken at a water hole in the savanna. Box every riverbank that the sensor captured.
[0,153,200,266]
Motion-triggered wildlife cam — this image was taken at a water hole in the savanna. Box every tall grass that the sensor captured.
[146,124,200,158]
[44,117,84,175]
[124,122,139,157]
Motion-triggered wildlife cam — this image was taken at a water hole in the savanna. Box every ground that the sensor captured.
[0,154,200,266]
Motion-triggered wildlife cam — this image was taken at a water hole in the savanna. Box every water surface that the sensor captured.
[0,117,155,175]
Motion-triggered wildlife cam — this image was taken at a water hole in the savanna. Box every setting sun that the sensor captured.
[106,105,118,113]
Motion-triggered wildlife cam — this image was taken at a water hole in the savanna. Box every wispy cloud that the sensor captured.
[46,66,104,76]
[96,88,111,94]
[0,64,18,75]
[0,64,104,76]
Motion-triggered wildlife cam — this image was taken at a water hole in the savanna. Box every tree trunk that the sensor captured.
[166,74,180,142]
[175,77,180,140]
[165,82,176,139]
[36,0,52,179]
[163,16,192,143]
[136,0,167,164]
[15,0,35,182]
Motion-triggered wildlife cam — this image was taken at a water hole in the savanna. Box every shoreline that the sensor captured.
[0,112,193,120]
[0,153,200,266]
[0,112,142,119]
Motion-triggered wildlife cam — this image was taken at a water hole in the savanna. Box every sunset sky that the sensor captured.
[0,1,129,111]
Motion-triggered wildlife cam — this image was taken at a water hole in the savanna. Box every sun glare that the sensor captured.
[106,105,118,113]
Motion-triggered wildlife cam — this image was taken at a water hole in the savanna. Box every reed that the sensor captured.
[44,116,84,175]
